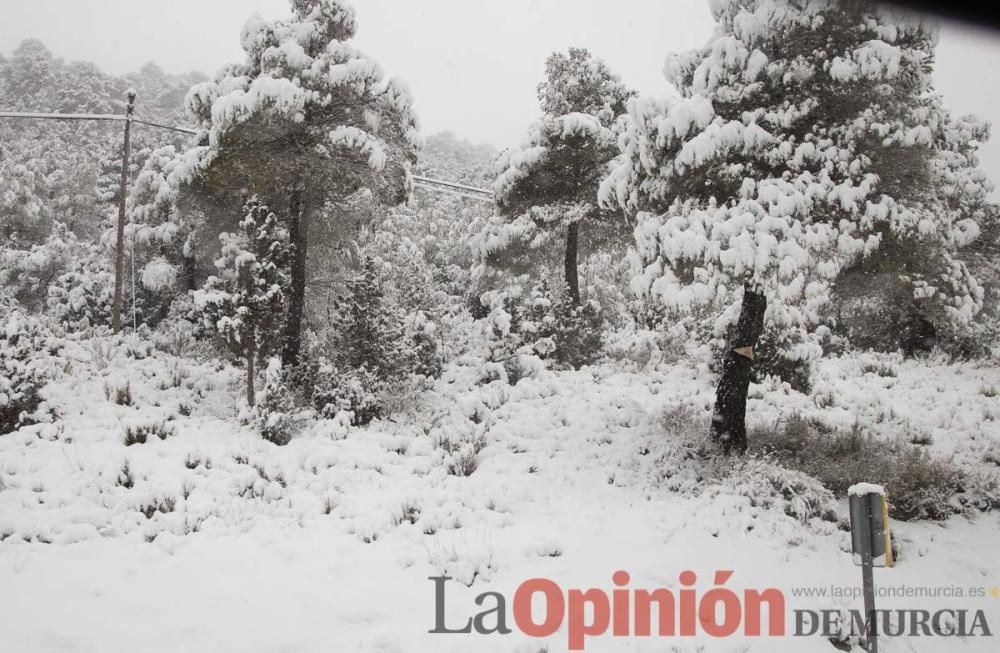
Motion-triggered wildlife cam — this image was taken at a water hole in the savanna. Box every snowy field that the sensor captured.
[4,1,1000,651]
[2,336,999,653]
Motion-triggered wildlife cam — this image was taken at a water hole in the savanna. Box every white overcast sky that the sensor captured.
[2,0,1000,185]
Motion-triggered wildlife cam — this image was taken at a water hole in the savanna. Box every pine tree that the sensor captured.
[331,257,402,380]
[194,197,290,406]
[3,39,57,110]
[486,48,633,304]
[181,0,420,367]
[255,358,297,445]
[602,0,995,377]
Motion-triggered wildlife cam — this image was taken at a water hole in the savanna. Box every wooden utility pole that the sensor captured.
[111,90,136,334]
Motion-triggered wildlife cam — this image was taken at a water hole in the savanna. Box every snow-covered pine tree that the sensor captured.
[601,0,996,379]
[194,197,290,406]
[1,39,57,111]
[485,48,634,305]
[255,357,297,445]
[182,0,421,367]
[331,257,403,380]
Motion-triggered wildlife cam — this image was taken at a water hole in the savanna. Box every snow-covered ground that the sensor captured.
[2,337,999,652]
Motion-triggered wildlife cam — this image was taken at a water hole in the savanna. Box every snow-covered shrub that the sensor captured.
[748,415,995,521]
[103,380,132,406]
[606,325,686,370]
[310,361,382,426]
[0,224,77,311]
[477,283,603,377]
[255,358,297,446]
[522,281,604,370]
[447,443,481,477]
[437,426,487,477]
[327,257,405,379]
[721,458,839,524]
[305,258,440,422]
[123,418,175,445]
[856,351,901,378]
[400,311,441,379]
[151,301,201,359]
[0,305,56,434]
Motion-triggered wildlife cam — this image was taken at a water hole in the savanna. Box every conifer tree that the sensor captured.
[331,257,402,380]
[602,0,995,377]
[486,48,633,304]
[181,0,420,367]
[194,197,290,406]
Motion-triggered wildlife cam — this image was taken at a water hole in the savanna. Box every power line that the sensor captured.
[132,117,199,136]
[412,174,493,202]
[0,111,125,122]
[0,110,199,135]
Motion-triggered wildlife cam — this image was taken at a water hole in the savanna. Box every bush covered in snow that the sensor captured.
[309,362,383,426]
[476,282,604,376]
[254,358,297,445]
[0,302,57,434]
[521,281,604,369]
[749,414,1000,520]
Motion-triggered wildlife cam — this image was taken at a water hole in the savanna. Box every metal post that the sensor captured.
[858,498,879,653]
[111,90,136,333]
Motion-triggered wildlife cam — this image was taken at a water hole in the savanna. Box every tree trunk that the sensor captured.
[710,282,767,454]
[282,187,308,367]
[564,221,581,305]
[246,342,256,408]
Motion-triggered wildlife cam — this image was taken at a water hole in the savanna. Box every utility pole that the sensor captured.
[111,90,136,334]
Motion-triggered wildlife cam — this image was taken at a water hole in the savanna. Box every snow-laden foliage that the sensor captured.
[181,0,420,204]
[180,0,421,366]
[328,257,440,382]
[602,0,997,368]
[0,40,201,319]
[520,280,605,370]
[481,48,633,304]
[255,357,297,445]
[309,362,383,426]
[193,197,291,405]
[0,300,57,434]
[472,281,604,382]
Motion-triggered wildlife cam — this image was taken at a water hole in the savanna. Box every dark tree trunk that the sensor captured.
[282,187,308,367]
[181,250,198,292]
[246,343,256,408]
[564,221,581,305]
[710,283,767,454]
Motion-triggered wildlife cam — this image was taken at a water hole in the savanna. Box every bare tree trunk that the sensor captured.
[564,221,581,305]
[710,282,767,454]
[246,330,257,407]
[282,187,308,367]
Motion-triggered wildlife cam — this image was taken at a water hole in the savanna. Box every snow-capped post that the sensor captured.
[709,280,766,454]
[111,88,136,334]
[848,483,893,653]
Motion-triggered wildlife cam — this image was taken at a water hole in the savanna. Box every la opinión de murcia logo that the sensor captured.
[429,571,993,651]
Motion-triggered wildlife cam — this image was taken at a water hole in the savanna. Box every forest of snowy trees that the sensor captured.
[3,2,1000,650]
[3,0,998,453]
